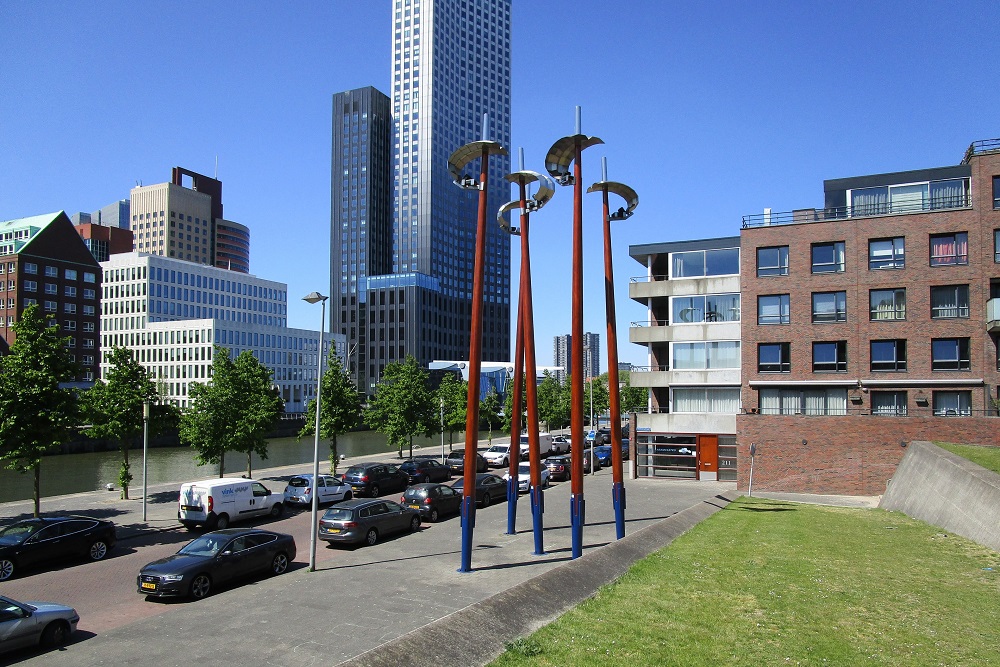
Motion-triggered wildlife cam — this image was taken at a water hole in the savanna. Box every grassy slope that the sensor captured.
[936,442,1000,475]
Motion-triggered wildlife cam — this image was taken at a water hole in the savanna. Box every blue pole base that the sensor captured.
[612,482,626,540]
[530,485,545,555]
[458,495,476,573]
[506,478,518,535]
[570,493,585,559]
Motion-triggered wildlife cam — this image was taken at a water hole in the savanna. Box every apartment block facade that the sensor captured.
[552,332,601,384]
[737,139,1000,495]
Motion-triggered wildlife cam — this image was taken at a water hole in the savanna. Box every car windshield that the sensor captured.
[0,522,40,545]
[595,446,611,453]
[403,488,428,499]
[399,462,418,471]
[178,534,226,557]
[344,466,367,476]
[288,477,310,487]
[322,508,354,521]
[517,464,530,474]
[487,445,507,452]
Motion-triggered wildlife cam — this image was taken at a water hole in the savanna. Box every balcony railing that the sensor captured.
[629,275,669,283]
[962,137,1000,163]
[988,298,1000,333]
[631,320,669,327]
[741,195,972,228]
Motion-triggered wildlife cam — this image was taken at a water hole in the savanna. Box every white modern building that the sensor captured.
[100,252,344,412]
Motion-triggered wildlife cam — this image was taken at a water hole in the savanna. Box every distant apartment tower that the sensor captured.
[101,252,343,411]
[553,332,600,383]
[0,211,102,383]
[330,86,394,389]
[130,167,250,273]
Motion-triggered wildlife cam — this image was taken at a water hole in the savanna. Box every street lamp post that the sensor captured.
[440,397,445,464]
[303,291,328,573]
[142,401,150,522]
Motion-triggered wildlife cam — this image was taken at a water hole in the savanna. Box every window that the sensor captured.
[930,285,969,318]
[671,387,741,413]
[44,300,56,312]
[758,342,790,373]
[812,291,847,323]
[24,263,38,274]
[870,288,906,320]
[757,295,790,324]
[23,280,37,292]
[869,237,905,269]
[83,305,95,316]
[811,241,845,273]
[64,269,77,280]
[849,179,969,215]
[756,246,789,277]
[44,266,57,277]
[933,390,971,416]
[871,340,907,371]
[670,247,739,278]
[44,283,56,294]
[671,341,740,370]
[83,272,96,283]
[994,176,1000,210]
[929,232,968,266]
[672,294,741,323]
[871,391,907,416]
[64,303,76,314]
[64,286,77,297]
[931,338,970,370]
[813,341,847,372]
[759,387,848,415]
[996,229,1000,263]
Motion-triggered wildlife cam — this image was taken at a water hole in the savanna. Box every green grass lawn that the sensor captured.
[489,497,1000,667]
[936,442,1000,475]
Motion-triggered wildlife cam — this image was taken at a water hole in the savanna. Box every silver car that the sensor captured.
[318,498,420,546]
[0,595,79,654]
[283,474,352,507]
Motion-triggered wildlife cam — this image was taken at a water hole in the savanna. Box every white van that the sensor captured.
[178,478,283,529]
[518,432,561,456]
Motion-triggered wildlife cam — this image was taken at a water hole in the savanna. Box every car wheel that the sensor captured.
[430,508,440,522]
[481,492,491,508]
[271,552,289,575]
[0,558,14,581]
[40,620,71,648]
[343,491,353,501]
[410,515,421,532]
[88,540,109,561]
[370,484,380,497]
[270,503,283,518]
[180,520,198,530]
[365,528,379,546]
[543,477,549,489]
[501,457,508,467]
[214,513,230,530]
[189,574,212,599]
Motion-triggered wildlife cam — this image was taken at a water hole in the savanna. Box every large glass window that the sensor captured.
[850,179,969,215]
[933,390,971,416]
[871,391,907,416]
[756,246,789,277]
[670,247,739,278]
[812,291,847,323]
[931,338,970,371]
[995,230,1000,263]
[671,387,741,414]
[813,341,847,372]
[870,288,906,321]
[869,237,905,269]
[759,388,848,415]
[671,294,740,324]
[671,341,740,370]
[758,342,790,373]
[811,242,845,273]
[930,285,970,319]
[757,294,790,325]
[929,232,968,266]
[994,176,1000,210]
[871,339,907,371]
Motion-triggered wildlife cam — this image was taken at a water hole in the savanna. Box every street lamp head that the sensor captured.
[303,292,328,305]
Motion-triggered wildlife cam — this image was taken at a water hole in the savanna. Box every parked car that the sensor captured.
[583,447,604,472]
[398,458,452,484]
[444,449,488,474]
[593,444,629,467]
[544,453,596,481]
[283,474,353,507]
[482,443,519,467]
[0,595,79,654]
[318,498,421,546]
[341,462,411,497]
[178,478,283,529]
[400,483,462,522]
[548,434,570,454]
[502,463,551,493]
[137,528,295,600]
[451,473,507,507]
[0,516,117,582]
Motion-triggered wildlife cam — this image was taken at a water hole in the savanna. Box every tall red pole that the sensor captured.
[602,186,625,539]
[569,138,586,559]
[506,268,525,535]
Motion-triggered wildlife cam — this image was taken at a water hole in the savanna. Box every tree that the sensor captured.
[479,388,503,445]
[536,371,569,431]
[501,376,526,434]
[299,351,362,474]
[364,355,436,459]
[436,372,467,451]
[83,347,160,499]
[585,374,611,427]
[180,347,284,478]
[618,371,648,415]
[0,305,80,517]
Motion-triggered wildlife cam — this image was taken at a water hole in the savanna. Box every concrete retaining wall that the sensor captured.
[879,440,1000,552]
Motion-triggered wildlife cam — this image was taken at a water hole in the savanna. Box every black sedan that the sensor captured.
[544,454,596,481]
[399,458,452,484]
[451,473,507,507]
[444,449,489,475]
[341,462,411,497]
[137,528,296,600]
[0,516,117,582]
[400,483,462,522]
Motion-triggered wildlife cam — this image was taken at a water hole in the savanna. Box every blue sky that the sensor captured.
[3,1,999,368]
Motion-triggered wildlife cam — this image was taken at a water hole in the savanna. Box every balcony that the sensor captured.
[988,298,1000,334]
[742,194,972,228]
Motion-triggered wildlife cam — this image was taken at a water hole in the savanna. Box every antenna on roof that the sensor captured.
[215,156,219,179]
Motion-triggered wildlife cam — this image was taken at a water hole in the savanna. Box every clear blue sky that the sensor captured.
[3,1,999,368]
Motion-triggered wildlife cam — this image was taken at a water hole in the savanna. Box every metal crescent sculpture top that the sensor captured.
[544,135,604,186]
[587,181,639,220]
[497,170,556,234]
[448,140,508,190]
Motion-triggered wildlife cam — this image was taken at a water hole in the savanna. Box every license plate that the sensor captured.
[409,504,421,510]
[141,582,156,590]
[182,505,202,512]
[323,527,341,534]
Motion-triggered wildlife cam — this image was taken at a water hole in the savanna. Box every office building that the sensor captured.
[100,252,344,412]
[130,167,250,273]
[0,211,101,383]
[737,137,1000,495]
[553,332,601,383]
[72,213,134,262]
[628,238,741,481]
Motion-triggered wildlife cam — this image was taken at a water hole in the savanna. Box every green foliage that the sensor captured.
[299,351,362,474]
[501,376,526,434]
[364,355,436,458]
[617,371,647,415]
[479,388,503,444]
[0,305,80,516]
[584,374,610,426]
[535,371,569,431]
[436,372,467,449]
[937,442,1000,475]
[82,346,159,499]
[504,638,542,657]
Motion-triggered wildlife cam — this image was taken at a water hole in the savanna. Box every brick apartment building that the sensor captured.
[737,138,1000,495]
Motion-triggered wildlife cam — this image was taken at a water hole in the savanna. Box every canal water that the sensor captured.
[0,431,480,504]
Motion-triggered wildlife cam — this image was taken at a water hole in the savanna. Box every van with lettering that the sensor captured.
[177,478,284,530]
[519,432,561,456]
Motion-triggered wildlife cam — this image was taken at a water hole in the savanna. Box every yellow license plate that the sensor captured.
[141,582,156,590]
[325,528,341,534]
[409,504,421,510]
